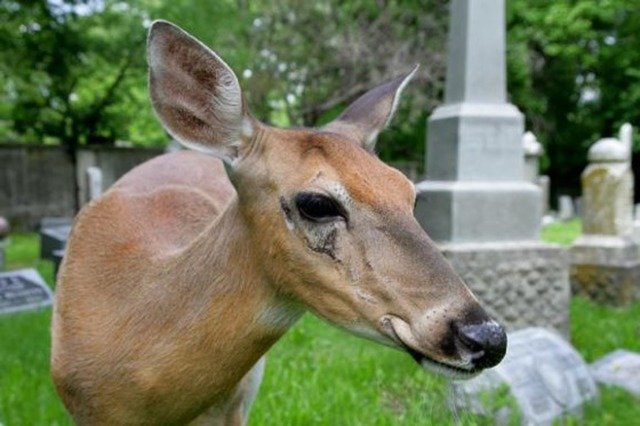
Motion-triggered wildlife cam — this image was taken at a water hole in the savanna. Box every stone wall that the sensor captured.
[76,147,164,205]
[441,241,570,337]
[0,145,163,230]
[0,146,76,229]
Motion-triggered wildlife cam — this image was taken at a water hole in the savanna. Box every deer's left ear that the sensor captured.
[323,65,418,152]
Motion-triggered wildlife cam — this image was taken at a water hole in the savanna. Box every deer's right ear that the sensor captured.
[147,20,253,162]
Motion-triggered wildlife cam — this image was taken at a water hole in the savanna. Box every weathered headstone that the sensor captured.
[450,328,598,425]
[0,268,53,315]
[523,131,543,182]
[86,166,103,201]
[570,123,640,305]
[415,0,570,335]
[0,217,9,271]
[633,204,640,244]
[558,195,575,221]
[52,249,65,276]
[574,196,583,219]
[590,350,640,396]
[40,217,73,229]
[523,131,551,219]
[40,222,71,262]
[40,218,72,276]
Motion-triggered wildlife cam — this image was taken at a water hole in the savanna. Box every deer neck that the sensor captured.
[155,195,303,397]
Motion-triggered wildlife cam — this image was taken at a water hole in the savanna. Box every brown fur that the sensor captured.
[51,20,501,425]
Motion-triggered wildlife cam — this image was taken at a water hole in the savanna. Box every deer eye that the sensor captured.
[295,192,347,223]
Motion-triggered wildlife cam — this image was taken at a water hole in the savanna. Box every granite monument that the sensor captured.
[415,0,570,335]
[570,123,640,305]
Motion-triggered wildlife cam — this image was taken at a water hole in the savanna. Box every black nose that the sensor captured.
[454,321,507,369]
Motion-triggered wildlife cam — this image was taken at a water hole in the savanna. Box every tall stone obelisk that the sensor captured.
[415,0,570,336]
[417,0,539,241]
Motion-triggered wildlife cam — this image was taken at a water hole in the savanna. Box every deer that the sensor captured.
[51,20,507,425]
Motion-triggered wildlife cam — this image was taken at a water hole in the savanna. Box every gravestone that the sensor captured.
[523,132,543,182]
[0,268,53,315]
[86,166,103,201]
[40,218,72,275]
[415,0,570,335]
[574,197,583,219]
[450,328,598,425]
[523,131,551,219]
[0,217,9,270]
[40,217,73,229]
[590,350,640,396]
[570,123,640,305]
[633,204,640,244]
[558,196,575,221]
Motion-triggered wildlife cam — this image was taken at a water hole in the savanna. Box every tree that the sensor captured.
[0,1,159,150]
[241,0,449,167]
[507,0,640,197]
[2,0,639,198]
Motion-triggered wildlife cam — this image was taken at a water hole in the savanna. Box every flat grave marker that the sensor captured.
[450,327,598,425]
[590,349,640,396]
[0,268,53,315]
[40,224,71,261]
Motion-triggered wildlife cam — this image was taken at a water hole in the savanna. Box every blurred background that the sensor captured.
[2,0,639,202]
[1,1,640,425]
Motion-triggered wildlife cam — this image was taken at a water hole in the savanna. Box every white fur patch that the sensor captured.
[326,182,353,210]
[255,300,302,331]
[343,321,397,348]
[386,65,419,127]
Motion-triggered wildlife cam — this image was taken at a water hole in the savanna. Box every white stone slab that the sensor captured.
[590,350,640,396]
[0,268,53,315]
[449,327,598,425]
[558,196,575,221]
[86,166,103,201]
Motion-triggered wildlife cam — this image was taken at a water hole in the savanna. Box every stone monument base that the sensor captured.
[570,236,640,306]
[439,241,570,337]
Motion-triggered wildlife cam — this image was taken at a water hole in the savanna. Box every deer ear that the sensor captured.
[147,20,253,162]
[323,66,418,152]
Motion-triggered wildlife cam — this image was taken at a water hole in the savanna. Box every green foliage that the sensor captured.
[2,0,640,192]
[507,0,640,195]
[0,1,162,148]
[0,0,449,166]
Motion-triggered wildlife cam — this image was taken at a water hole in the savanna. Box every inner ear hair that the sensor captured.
[147,20,252,162]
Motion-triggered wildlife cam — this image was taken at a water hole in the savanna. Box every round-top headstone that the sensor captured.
[619,123,632,149]
[522,131,543,157]
[588,137,629,163]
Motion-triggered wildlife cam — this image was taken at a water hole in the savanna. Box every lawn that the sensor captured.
[1,221,639,425]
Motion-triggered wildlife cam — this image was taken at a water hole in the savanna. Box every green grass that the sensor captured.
[1,234,70,425]
[541,218,582,246]
[1,228,639,425]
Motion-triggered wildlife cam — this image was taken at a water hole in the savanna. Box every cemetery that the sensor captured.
[1,0,639,425]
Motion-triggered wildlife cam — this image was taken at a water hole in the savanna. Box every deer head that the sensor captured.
[148,20,506,378]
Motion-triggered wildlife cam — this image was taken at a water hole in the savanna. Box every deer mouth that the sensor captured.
[380,315,482,380]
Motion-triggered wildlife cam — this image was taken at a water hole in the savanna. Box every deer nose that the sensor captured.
[453,321,507,369]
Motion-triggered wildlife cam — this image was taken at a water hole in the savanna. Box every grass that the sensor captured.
[541,218,582,246]
[1,224,639,425]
